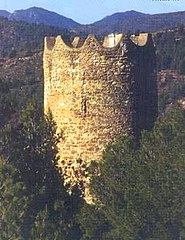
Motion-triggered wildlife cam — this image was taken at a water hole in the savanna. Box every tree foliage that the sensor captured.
[0,17,72,58]
[0,101,82,239]
[0,157,28,240]
[79,106,185,240]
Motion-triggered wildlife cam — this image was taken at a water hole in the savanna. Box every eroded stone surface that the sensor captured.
[43,33,157,199]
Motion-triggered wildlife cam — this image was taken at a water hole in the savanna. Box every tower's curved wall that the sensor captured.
[43,33,157,190]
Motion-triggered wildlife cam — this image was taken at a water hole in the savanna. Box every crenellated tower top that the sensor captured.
[44,32,154,52]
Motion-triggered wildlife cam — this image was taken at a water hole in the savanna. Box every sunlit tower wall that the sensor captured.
[43,33,157,195]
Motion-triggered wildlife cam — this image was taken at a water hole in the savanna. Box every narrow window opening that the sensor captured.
[81,97,87,116]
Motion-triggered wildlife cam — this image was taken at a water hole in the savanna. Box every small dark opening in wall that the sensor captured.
[81,97,87,116]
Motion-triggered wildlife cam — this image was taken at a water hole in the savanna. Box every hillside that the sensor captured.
[0,53,43,125]
[79,10,185,34]
[0,17,71,58]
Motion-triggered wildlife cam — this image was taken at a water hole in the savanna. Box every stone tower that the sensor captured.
[43,33,157,196]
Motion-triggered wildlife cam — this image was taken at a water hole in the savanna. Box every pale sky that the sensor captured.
[0,0,185,24]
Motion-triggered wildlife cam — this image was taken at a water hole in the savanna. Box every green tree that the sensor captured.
[0,79,17,124]
[0,101,82,239]
[77,203,109,240]
[30,206,66,240]
[80,106,185,240]
[0,157,28,240]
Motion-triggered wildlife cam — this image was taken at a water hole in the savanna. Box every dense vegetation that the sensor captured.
[0,100,184,239]
[78,107,185,240]
[0,101,83,239]
[0,17,71,58]
[0,78,42,127]
[154,25,185,72]
[154,25,185,112]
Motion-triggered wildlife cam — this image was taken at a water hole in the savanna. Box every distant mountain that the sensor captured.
[0,10,10,18]
[95,10,147,23]
[1,7,185,35]
[8,7,80,30]
[78,10,185,34]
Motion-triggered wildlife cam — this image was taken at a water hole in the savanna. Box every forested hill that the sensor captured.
[0,17,71,58]
[154,27,185,112]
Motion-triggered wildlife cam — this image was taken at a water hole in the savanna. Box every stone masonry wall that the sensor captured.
[43,33,157,198]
